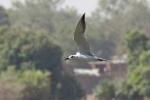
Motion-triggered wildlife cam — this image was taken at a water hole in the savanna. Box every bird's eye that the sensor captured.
[71,56,74,58]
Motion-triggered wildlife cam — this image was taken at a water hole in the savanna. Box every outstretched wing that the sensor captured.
[74,13,92,55]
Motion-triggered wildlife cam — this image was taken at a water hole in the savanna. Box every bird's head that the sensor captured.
[64,55,76,61]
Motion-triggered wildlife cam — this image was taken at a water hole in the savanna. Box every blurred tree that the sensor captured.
[128,67,150,98]
[90,0,150,57]
[93,1,150,99]
[0,67,51,100]
[94,80,115,100]
[8,0,79,57]
[115,82,143,100]
[58,74,85,100]
[0,6,10,26]
[94,29,150,100]
[0,1,86,98]
[0,28,62,70]
[126,30,149,66]
[7,0,150,59]
[125,29,150,99]
[0,27,62,99]
[139,50,150,66]
[0,26,85,100]
[9,0,63,32]
[94,0,130,18]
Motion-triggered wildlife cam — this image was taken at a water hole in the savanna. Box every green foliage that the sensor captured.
[0,25,84,99]
[128,66,150,97]
[0,6,10,26]
[123,29,150,99]
[94,80,115,100]
[58,74,85,100]
[10,0,63,32]
[9,0,118,58]
[116,82,143,100]
[9,0,79,57]
[0,6,85,98]
[2,0,150,99]
[0,27,63,99]
[126,29,149,66]
[94,29,150,99]
[139,50,150,66]
[0,67,51,100]
[93,0,150,56]
[20,69,50,88]
[115,82,130,100]
[94,79,144,100]
[20,69,51,100]
[0,28,62,71]
[126,30,149,53]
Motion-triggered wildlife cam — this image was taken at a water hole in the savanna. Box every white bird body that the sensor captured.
[65,13,106,62]
[68,52,104,62]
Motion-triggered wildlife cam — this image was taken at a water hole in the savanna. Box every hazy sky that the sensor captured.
[0,0,11,8]
[63,0,99,15]
[0,0,98,15]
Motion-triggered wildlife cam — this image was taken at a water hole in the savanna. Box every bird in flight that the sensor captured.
[65,13,107,62]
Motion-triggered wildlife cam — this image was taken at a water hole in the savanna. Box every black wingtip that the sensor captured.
[81,13,85,25]
[82,13,85,19]
[97,58,107,61]
[76,13,86,31]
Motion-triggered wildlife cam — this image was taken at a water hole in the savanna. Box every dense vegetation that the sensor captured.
[94,30,150,100]
[92,0,150,100]
[0,0,150,100]
[0,0,84,99]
